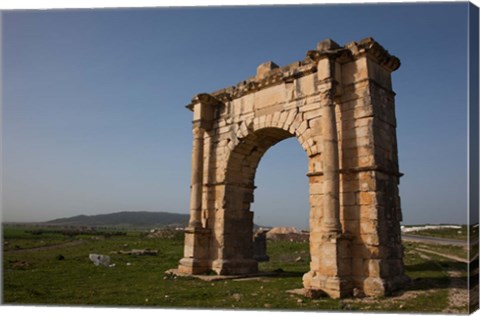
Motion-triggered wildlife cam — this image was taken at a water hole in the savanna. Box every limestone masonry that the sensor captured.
[177,37,409,298]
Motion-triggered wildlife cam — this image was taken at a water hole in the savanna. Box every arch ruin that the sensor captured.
[177,38,409,298]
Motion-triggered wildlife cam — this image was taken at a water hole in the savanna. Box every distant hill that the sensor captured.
[45,211,189,228]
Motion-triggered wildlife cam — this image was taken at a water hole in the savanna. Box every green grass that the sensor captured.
[2,226,468,312]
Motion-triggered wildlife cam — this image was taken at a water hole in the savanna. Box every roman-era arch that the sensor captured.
[178,38,409,298]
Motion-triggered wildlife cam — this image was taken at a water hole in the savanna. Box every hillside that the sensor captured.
[45,211,189,228]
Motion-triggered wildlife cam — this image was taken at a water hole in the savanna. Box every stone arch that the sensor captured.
[214,126,298,274]
[177,38,409,298]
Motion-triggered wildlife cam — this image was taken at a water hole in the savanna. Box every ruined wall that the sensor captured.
[178,37,408,298]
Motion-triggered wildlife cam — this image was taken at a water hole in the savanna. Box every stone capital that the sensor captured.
[192,93,220,106]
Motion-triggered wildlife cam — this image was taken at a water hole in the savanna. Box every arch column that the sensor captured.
[320,88,342,234]
[178,94,216,274]
[188,126,205,228]
[303,45,352,298]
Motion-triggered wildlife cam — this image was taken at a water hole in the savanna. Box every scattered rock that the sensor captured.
[295,256,303,262]
[232,293,242,302]
[305,289,326,299]
[264,303,272,308]
[286,288,306,296]
[297,298,303,304]
[266,227,309,242]
[109,263,116,268]
[12,260,30,270]
[114,249,158,256]
[340,303,353,310]
[89,253,110,267]
[146,228,182,239]
[126,262,132,266]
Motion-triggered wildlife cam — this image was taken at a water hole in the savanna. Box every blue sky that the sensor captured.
[1,2,473,227]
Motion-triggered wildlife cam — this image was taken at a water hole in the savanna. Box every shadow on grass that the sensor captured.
[402,259,468,292]
[262,270,305,278]
[407,260,467,272]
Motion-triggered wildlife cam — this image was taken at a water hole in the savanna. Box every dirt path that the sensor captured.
[4,240,85,253]
[415,247,469,263]
[402,234,467,247]
[412,249,468,313]
[443,270,469,314]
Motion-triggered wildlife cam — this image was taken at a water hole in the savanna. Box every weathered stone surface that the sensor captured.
[179,38,406,299]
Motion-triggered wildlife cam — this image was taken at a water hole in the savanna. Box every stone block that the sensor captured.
[295,74,316,97]
[304,108,322,121]
[361,233,380,246]
[254,84,285,111]
[295,120,309,136]
[367,259,381,277]
[341,192,356,206]
[357,191,377,205]
[359,205,380,221]
[309,182,323,195]
[343,220,360,235]
[363,277,386,297]
[342,205,360,220]
[283,110,298,130]
[256,61,279,79]
[351,258,365,277]
[277,110,289,128]
[288,112,304,134]
[341,57,369,85]
[367,58,392,90]
[317,58,331,81]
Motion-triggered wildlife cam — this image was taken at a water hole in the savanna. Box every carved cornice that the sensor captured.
[306,48,353,63]
[185,37,400,111]
[193,93,220,106]
[186,93,220,111]
[346,37,401,72]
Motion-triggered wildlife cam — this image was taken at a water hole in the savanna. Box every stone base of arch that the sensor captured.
[302,233,353,298]
[302,233,410,298]
[211,259,258,275]
[178,227,211,275]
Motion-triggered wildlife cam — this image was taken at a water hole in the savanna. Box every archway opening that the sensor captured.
[253,137,310,276]
[219,127,312,276]
[253,137,309,229]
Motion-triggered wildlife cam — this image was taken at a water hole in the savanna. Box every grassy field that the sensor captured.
[2,225,469,313]
[404,225,469,240]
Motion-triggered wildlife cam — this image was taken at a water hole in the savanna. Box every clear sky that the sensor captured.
[1,2,473,227]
